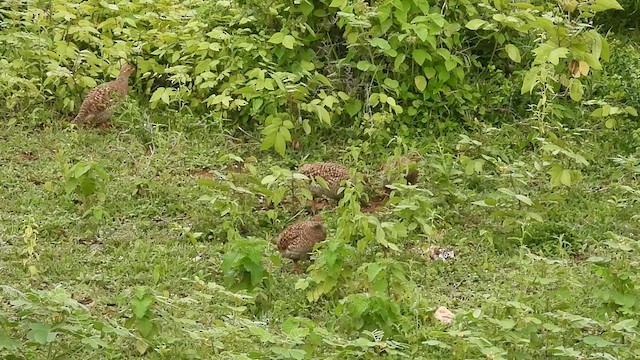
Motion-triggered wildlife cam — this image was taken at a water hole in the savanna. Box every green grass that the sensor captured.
[1,113,639,359]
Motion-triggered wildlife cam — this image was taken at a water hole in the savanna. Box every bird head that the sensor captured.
[119,63,136,77]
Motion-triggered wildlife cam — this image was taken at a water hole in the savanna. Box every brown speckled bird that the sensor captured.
[72,63,136,126]
[381,154,420,189]
[299,162,350,200]
[277,216,327,274]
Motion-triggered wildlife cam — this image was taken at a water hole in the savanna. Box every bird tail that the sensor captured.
[72,113,85,124]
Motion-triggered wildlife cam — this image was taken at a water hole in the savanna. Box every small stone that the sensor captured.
[434,306,455,325]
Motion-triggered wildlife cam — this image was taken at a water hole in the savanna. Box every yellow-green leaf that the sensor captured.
[282,35,295,49]
[548,47,569,65]
[465,19,487,30]
[569,79,584,102]
[414,75,427,91]
[505,44,521,63]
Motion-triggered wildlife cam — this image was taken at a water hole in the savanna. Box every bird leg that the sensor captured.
[293,261,303,275]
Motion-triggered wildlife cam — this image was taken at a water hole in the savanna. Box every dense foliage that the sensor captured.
[1,0,640,359]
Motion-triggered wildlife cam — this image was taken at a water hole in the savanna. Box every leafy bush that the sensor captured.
[0,0,625,154]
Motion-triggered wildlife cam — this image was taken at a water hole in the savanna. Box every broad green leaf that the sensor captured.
[302,119,311,134]
[384,78,399,89]
[569,79,584,102]
[0,332,20,350]
[521,69,538,94]
[136,318,154,338]
[282,35,295,49]
[261,175,277,185]
[132,296,153,318]
[316,106,331,124]
[605,119,616,128]
[471,199,496,207]
[505,44,521,63]
[268,32,285,44]
[560,169,572,186]
[515,195,533,206]
[414,26,430,42]
[465,19,487,30]
[260,134,275,151]
[367,263,384,282]
[591,0,623,11]
[412,49,430,66]
[583,335,615,348]
[613,292,636,307]
[445,59,457,72]
[150,88,164,104]
[27,323,58,345]
[625,106,638,116]
[274,133,286,155]
[414,76,427,91]
[369,38,391,50]
[345,99,362,117]
[548,47,569,65]
[424,67,436,79]
[357,61,372,71]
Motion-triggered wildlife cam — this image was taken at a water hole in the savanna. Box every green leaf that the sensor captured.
[268,32,284,44]
[345,99,362,117]
[274,133,286,156]
[445,60,457,72]
[316,105,331,124]
[414,76,427,91]
[471,199,496,207]
[282,35,295,49]
[302,119,311,134]
[613,292,636,308]
[605,118,616,128]
[521,69,538,94]
[136,318,154,338]
[625,106,638,116]
[261,175,277,185]
[465,19,487,30]
[505,44,521,63]
[367,263,384,282]
[27,323,58,345]
[489,318,515,330]
[0,332,20,350]
[261,133,275,151]
[570,80,584,102]
[612,319,638,332]
[384,78,399,89]
[357,61,372,71]
[583,335,615,347]
[249,326,273,342]
[560,169,572,186]
[515,194,533,206]
[424,67,436,79]
[412,49,430,66]
[414,26,430,42]
[369,38,391,50]
[132,296,154,318]
[548,47,569,65]
[591,0,623,11]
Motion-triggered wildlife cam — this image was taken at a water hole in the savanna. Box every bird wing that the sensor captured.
[277,225,302,251]
[80,82,124,114]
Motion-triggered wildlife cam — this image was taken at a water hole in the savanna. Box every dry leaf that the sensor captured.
[578,61,589,76]
[568,60,580,78]
[434,306,455,325]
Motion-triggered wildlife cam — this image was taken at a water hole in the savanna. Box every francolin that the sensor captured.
[72,62,136,126]
[277,216,327,274]
[298,162,350,200]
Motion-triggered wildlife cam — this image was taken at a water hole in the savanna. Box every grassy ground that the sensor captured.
[1,113,639,359]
